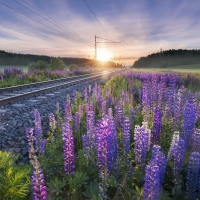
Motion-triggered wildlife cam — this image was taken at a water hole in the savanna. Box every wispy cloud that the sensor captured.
[0,0,200,64]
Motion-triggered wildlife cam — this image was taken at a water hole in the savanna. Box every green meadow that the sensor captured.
[132,63,200,74]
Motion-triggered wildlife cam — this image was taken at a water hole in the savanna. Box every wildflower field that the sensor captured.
[0,67,98,88]
[2,70,200,200]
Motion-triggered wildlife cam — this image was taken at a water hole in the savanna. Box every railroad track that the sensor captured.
[0,70,117,107]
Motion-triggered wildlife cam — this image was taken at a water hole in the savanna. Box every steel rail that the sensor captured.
[0,71,109,93]
[0,71,115,107]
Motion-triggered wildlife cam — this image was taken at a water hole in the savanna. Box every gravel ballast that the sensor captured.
[0,73,115,163]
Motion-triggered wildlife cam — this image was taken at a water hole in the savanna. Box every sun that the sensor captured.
[97,49,112,62]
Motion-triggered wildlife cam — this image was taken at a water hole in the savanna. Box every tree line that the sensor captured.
[0,50,122,68]
[133,49,200,68]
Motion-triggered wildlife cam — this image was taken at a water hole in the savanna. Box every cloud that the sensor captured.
[0,0,200,64]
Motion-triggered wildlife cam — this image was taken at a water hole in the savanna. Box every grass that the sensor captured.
[132,63,200,74]
[168,63,200,69]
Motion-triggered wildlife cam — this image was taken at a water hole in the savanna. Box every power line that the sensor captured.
[96,36,120,43]
[82,0,109,37]
[18,0,92,45]
[0,1,93,48]
[13,0,92,46]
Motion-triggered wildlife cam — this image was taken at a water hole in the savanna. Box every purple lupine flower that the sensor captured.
[84,87,88,103]
[96,116,118,172]
[64,102,72,121]
[186,152,200,200]
[143,161,160,200]
[26,128,47,200]
[192,129,200,152]
[95,119,101,152]
[86,111,95,140]
[134,122,151,167]
[195,103,200,123]
[97,116,115,196]
[108,108,113,118]
[158,74,167,110]
[48,113,56,143]
[97,95,103,114]
[164,74,176,121]
[92,82,99,99]
[151,107,162,145]
[151,73,159,110]
[97,117,110,175]
[142,74,151,122]
[26,127,35,161]
[62,121,75,176]
[86,102,94,113]
[106,95,112,110]
[89,102,94,112]
[180,100,195,150]
[117,99,123,128]
[33,109,46,154]
[85,103,90,113]
[32,165,47,200]
[108,116,118,171]
[74,112,80,131]
[143,145,166,200]
[101,100,107,116]
[188,93,196,107]
[123,117,130,156]
[82,134,90,160]
[173,138,185,182]
[151,145,166,186]
[122,90,128,104]
[106,126,115,172]
[174,85,186,129]
[167,131,179,161]
[124,91,128,103]
[49,113,56,131]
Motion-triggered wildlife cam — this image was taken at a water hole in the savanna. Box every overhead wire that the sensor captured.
[82,0,110,38]
[19,0,92,45]
[0,1,93,48]
[81,1,124,61]
[96,36,120,43]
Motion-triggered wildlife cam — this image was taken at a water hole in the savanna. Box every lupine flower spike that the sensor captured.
[33,109,46,154]
[26,128,47,200]
[62,121,75,176]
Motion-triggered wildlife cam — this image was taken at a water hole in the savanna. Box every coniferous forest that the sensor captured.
[0,50,121,68]
[133,49,200,68]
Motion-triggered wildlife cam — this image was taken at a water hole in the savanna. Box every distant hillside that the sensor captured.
[0,50,122,68]
[133,49,200,68]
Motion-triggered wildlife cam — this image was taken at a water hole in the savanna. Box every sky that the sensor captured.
[0,0,200,65]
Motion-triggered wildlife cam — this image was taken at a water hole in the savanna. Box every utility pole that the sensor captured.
[94,35,97,60]
[94,36,120,60]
